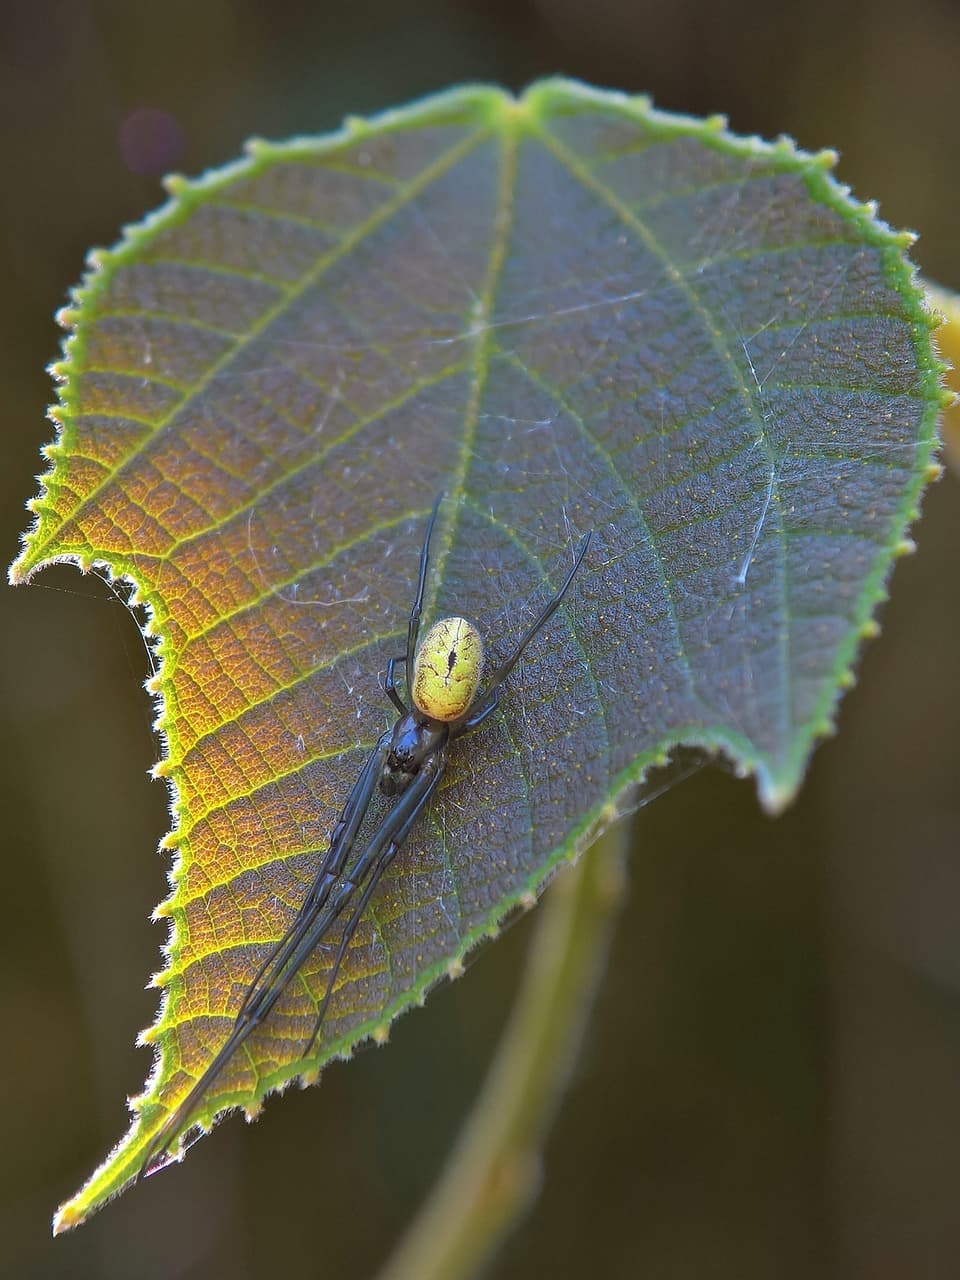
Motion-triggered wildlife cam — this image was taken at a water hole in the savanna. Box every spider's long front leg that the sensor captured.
[303,750,445,1054]
[236,730,392,1020]
[236,750,445,1048]
[140,748,444,1179]
[139,733,391,1179]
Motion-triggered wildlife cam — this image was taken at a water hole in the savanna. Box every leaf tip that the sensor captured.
[813,147,839,170]
[860,617,882,640]
[446,957,465,981]
[372,1023,391,1045]
[52,1205,77,1237]
[893,537,917,558]
[925,461,945,483]
[518,890,537,912]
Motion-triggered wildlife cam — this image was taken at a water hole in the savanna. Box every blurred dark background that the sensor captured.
[2,2,959,1277]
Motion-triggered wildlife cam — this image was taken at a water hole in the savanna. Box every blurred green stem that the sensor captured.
[377,817,629,1280]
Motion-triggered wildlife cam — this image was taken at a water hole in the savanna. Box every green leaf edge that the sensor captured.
[8,78,943,1229]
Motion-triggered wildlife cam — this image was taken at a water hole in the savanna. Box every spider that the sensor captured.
[139,494,591,1178]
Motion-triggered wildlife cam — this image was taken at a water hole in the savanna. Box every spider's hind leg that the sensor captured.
[387,493,445,715]
[464,531,592,717]
[405,493,444,669]
[453,686,501,736]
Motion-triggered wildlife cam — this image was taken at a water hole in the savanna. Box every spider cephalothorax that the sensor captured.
[381,713,448,796]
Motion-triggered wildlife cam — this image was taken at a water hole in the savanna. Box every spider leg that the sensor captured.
[140,750,444,1179]
[384,656,408,715]
[454,531,592,734]
[235,730,392,1020]
[302,753,444,1055]
[139,991,272,1180]
[384,496,448,721]
[405,493,444,674]
[139,734,392,1180]
[454,687,501,735]
[234,751,444,1053]
[383,494,443,713]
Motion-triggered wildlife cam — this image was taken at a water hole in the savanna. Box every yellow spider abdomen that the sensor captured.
[412,616,484,722]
